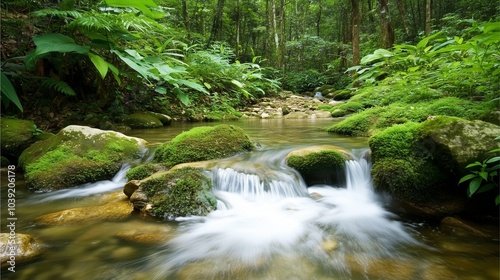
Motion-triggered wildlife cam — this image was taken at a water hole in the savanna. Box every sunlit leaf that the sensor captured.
[88,53,109,79]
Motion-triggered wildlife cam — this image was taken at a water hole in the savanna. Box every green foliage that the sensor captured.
[459,145,500,205]
[283,69,329,93]
[0,73,23,112]
[368,123,421,161]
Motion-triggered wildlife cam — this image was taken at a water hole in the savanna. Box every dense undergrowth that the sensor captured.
[326,20,500,136]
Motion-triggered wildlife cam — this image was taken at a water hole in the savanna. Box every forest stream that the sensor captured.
[1,119,499,280]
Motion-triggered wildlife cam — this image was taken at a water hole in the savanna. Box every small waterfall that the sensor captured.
[146,148,420,279]
[30,164,131,202]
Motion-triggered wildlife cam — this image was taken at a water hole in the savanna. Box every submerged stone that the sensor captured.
[154,124,255,167]
[19,125,147,191]
[123,112,164,129]
[0,233,44,268]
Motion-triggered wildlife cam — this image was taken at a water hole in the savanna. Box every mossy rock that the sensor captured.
[126,163,166,181]
[332,89,353,100]
[123,112,164,129]
[146,111,172,125]
[129,167,217,219]
[286,145,350,186]
[1,118,36,159]
[154,124,255,167]
[369,117,500,214]
[19,125,147,191]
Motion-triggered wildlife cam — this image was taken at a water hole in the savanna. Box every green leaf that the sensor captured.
[454,36,464,44]
[479,171,489,180]
[467,177,483,197]
[495,195,500,206]
[465,161,482,169]
[486,156,500,164]
[107,63,121,85]
[177,79,209,94]
[33,34,90,55]
[458,174,477,185]
[416,31,443,50]
[175,89,190,106]
[88,53,109,79]
[0,73,23,112]
[104,0,163,19]
[476,183,495,194]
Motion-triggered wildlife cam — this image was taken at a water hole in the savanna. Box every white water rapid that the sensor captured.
[147,149,420,279]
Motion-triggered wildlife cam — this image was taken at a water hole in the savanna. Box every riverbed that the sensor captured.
[1,119,498,279]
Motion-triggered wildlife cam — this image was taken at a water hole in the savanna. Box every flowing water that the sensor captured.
[1,119,499,279]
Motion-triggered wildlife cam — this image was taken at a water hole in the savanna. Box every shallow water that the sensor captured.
[1,119,498,280]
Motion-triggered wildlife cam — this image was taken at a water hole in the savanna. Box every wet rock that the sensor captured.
[369,117,500,217]
[124,180,140,198]
[284,112,309,119]
[35,194,133,225]
[286,145,351,186]
[19,125,147,191]
[440,216,497,238]
[123,112,164,128]
[127,167,217,219]
[0,233,44,268]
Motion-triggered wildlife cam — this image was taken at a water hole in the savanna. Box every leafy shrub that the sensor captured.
[283,69,330,93]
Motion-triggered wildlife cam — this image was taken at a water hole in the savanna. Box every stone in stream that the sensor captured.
[18,125,147,191]
[0,233,45,268]
[369,116,500,217]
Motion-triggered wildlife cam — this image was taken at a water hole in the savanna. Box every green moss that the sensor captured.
[369,122,422,161]
[1,156,10,167]
[126,163,165,181]
[287,150,346,174]
[326,107,384,136]
[332,89,353,100]
[1,118,36,158]
[371,157,448,202]
[154,124,255,167]
[141,167,216,218]
[123,112,163,129]
[19,126,145,190]
[316,104,334,111]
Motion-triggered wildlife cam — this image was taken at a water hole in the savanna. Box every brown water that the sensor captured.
[1,119,498,280]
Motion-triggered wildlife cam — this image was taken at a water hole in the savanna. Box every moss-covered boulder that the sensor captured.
[154,124,255,167]
[19,125,147,191]
[369,117,500,216]
[126,163,167,181]
[123,112,164,129]
[127,167,217,219]
[286,145,351,186]
[1,118,36,160]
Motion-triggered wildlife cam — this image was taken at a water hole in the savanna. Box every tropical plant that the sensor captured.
[458,143,500,205]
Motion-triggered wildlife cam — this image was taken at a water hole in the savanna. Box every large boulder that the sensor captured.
[1,233,44,269]
[286,145,351,186]
[126,167,217,220]
[369,116,500,217]
[19,125,147,191]
[154,124,255,167]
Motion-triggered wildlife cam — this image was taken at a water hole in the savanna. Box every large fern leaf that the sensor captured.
[32,8,82,19]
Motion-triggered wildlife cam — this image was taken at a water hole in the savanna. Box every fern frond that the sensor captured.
[68,13,113,32]
[33,8,82,19]
[40,78,76,96]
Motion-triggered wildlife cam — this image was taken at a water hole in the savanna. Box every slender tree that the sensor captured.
[351,0,360,66]
[208,0,226,44]
[425,0,431,35]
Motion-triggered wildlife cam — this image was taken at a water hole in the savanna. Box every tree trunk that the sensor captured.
[425,0,431,35]
[351,0,360,66]
[278,0,285,71]
[396,0,411,37]
[181,0,189,31]
[236,0,241,58]
[377,0,394,49]
[208,0,225,45]
[316,0,322,37]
